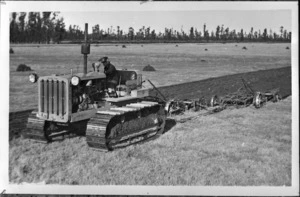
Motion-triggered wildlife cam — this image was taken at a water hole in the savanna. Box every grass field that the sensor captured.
[9,43,291,111]
[9,96,291,185]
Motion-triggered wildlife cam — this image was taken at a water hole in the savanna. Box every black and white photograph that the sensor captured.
[0,1,298,195]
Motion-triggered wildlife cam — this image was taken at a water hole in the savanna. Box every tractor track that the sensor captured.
[85,101,166,151]
[23,102,166,151]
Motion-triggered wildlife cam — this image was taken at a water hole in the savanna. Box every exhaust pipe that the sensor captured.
[81,23,90,75]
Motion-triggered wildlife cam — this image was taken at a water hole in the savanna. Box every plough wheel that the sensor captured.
[210,95,220,107]
[253,92,263,108]
[272,94,281,102]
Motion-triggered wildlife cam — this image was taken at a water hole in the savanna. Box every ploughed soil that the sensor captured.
[150,67,291,101]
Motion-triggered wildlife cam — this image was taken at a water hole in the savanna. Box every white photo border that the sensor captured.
[0,1,298,196]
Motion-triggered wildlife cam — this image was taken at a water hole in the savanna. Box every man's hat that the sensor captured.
[99,56,108,63]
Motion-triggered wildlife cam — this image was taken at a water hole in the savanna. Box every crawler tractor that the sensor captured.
[24,24,166,151]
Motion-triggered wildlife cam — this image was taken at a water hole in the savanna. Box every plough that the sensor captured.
[165,78,282,116]
[252,88,281,108]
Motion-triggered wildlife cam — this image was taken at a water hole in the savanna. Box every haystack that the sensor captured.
[143,65,156,71]
[16,64,32,72]
[242,46,247,50]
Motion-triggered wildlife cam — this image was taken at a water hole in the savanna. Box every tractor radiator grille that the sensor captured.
[39,79,68,118]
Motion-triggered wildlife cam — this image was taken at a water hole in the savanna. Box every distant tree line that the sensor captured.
[87,24,291,43]
[10,12,291,44]
[10,12,66,44]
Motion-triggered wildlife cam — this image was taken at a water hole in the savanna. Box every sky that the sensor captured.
[61,10,291,34]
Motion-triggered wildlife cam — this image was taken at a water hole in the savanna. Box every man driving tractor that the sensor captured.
[98,56,119,97]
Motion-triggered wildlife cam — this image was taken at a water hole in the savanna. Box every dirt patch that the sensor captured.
[150,67,291,101]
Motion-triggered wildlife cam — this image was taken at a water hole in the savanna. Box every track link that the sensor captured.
[23,110,48,143]
[24,111,85,143]
[86,101,166,151]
